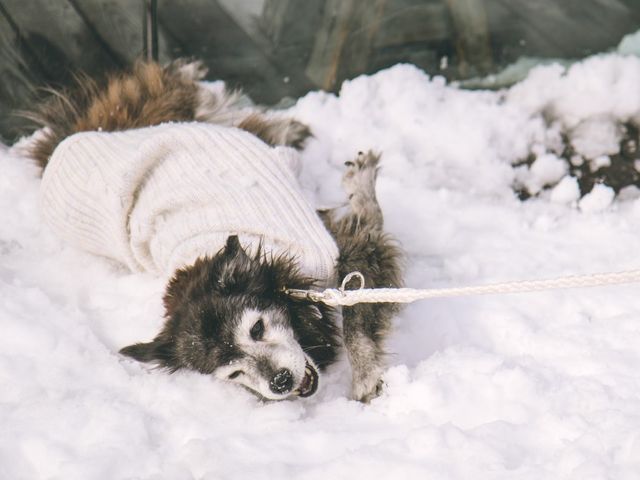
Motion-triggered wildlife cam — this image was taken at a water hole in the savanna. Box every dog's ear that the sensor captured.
[224,235,245,257]
[218,235,253,288]
[119,335,175,367]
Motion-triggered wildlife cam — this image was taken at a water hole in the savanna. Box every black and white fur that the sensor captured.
[26,60,403,402]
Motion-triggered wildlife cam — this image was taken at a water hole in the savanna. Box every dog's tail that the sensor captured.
[21,60,240,171]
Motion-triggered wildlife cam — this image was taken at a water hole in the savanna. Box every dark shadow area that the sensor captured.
[1,0,639,142]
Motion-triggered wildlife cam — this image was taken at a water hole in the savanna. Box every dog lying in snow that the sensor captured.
[26,60,402,402]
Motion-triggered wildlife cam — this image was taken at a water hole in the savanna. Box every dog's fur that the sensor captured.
[26,60,402,402]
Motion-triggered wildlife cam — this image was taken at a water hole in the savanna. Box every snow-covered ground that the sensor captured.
[3,54,640,479]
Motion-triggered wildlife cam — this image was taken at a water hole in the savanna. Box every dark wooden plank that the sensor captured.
[446,0,493,77]
[373,2,451,46]
[67,0,150,64]
[260,0,324,80]
[1,0,121,81]
[367,0,453,80]
[157,0,292,104]
[220,0,318,98]
[0,11,38,142]
[489,0,639,61]
[305,0,387,90]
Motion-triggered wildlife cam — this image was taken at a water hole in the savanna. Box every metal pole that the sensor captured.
[143,0,158,62]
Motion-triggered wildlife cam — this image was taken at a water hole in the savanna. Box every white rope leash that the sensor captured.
[285,269,640,307]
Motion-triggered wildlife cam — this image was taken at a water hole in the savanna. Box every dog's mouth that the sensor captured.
[293,362,318,398]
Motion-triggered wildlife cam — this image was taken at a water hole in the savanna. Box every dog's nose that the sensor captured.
[269,368,293,394]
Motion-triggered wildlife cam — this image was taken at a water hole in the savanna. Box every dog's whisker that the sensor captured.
[302,344,333,352]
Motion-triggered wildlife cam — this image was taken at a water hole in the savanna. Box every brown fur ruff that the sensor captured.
[23,61,224,169]
[24,60,313,170]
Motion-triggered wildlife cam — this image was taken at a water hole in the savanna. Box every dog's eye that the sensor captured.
[250,318,265,341]
[228,370,243,379]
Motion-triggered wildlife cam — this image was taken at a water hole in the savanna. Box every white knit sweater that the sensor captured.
[41,123,338,282]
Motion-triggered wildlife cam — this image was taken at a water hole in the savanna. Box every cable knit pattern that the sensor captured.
[40,123,338,282]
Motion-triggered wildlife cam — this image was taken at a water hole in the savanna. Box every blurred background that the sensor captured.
[1,0,640,143]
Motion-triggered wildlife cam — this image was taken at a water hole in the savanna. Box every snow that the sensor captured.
[3,53,640,479]
[618,30,640,57]
[550,176,581,205]
[578,184,616,213]
[571,118,621,160]
[523,153,568,195]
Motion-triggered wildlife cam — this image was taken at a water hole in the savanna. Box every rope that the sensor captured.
[284,269,640,307]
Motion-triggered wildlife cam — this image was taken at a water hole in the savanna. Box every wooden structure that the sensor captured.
[1,0,639,142]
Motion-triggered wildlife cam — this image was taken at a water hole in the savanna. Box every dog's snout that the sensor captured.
[269,368,293,394]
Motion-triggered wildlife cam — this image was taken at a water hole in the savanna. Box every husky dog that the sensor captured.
[26,60,402,402]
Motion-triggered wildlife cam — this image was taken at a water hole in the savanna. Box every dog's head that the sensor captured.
[120,236,339,400]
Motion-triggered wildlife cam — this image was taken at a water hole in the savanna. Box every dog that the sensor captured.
[25,60,402,402]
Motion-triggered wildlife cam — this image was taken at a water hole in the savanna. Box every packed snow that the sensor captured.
[3,53,640,479]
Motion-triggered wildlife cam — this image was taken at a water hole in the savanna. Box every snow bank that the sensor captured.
[3,54,640,479]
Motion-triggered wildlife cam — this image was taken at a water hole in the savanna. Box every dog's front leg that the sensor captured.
[342,301,393,402]
[326,151,403,402]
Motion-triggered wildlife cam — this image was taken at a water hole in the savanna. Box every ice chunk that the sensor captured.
[550,176,580,204]
[524,153,568,194]
[579,184,615,212]
[571,118,621,159]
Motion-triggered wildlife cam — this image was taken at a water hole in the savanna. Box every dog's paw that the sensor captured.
[238,115,312,150]
[352,369,385,403]
[342,151,380,193]
[342,150,382,225]
[170,59,209,81]
[260,117,312,150]
[278,119,312,150]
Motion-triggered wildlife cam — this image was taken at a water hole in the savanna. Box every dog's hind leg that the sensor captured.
[237,113,312,150]
[325,151,403,402]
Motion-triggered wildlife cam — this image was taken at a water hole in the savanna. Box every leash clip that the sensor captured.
[284,271,366,305]
[283,288,326,303]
